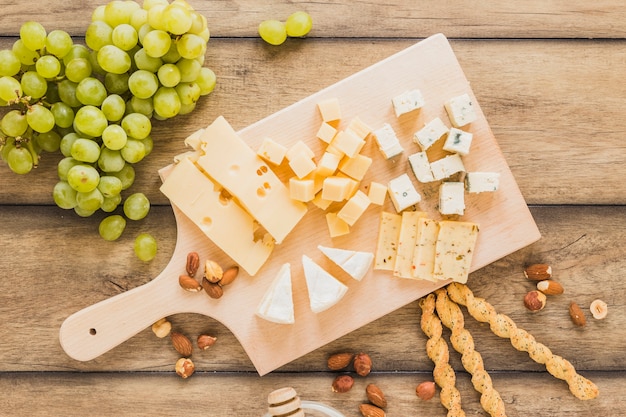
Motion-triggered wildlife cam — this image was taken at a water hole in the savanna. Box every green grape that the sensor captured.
[88,49,107,77]
[178,101,196,115]
[59,133,80,157]
[176,58,200,82]
[67,164,100,193]
[73,105,107,137]
[92,4,106,21]
[175,82,200,105]
[176,33,205,60]
[129,96,153,117]
[12,39,39,66]
[112,23,138,51]
[130,8,149,31]
[0,50,22,77]
[258,20,287,46]
[157,63,180,87]
[142,30,171,58]
[65,57,93,83]
[285,11,313,37]
[45,81,60,103]
[196,67,216,95]
[98,147,126,173]
[20,71,48,99]
[133,48,162,72]
[70,138,101,163]
[101,194,122,212]
[76,188,104,211]
[62,44,91,66]
[134,232,157,261]
[35,55,61,79]
[146,3,167,31]
[102,124,127,150]
[197,27,210,43]
[45,30,73,59]
[104,0,139,27]
[160,41,181,64]
[52,180,78,209]
[57,80,81,107]
[20,21,47,51]
[50,102,75,129]
[111,162,135,189]
[85,21,113,52]
[7,146,33,174]
[153,86,181,119]
[99,214,126,241]
[124,192,150,220]
[97,45,131,74]
[101,94,126,122]
[57,156,81,180]
[1,137,16,161]
[162,3,192,35]
[34,130,61,152]
[121,112,151,140]
[26,104,55,133]
[76,77,107,106]
[0,76,22,102]
[141,135,153,156]
[104,72,130,94]
[143,0,168,10]
[188,11,207,35]
[1,109,28,137]
[97,175,123,197]
[120,138,146,163]
[128,69,159,99]
[73,206,96,217]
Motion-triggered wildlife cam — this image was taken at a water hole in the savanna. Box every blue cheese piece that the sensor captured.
[465,172,500,193]
[444,93,477,128]
[413,117,449,151]
[391,89,425,117]
[373,123,404,159]
[408,152,435,183]
[430,154,465,180]
[388,173,421,212]
[443,128,473,156]
[433,221,479,283]
[439,182,465,215]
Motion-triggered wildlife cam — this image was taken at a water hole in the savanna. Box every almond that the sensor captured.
[179,274,202,292]
[536,279,564,295]
[204,259,223,283]
[170,332,193,356]
[331,374,354,393]
[202,277,224,299]
[365,383,387,408]
[359,403,386,417]
[197,334,217,350]
[524,263,552,281]
[218,265,239,287]
[327,352,354,370]
[353,352,372,377]
[186,251,200,276]
[569,301,586,327]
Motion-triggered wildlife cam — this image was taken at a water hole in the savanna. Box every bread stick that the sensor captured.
[418,293,466,417]
[435,288,507,417]
[446,282,599,401]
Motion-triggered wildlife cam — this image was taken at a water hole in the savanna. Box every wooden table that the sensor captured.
[1,1,625,416]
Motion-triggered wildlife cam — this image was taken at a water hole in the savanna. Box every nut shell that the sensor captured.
[353,352,372,377]
[327,352,354,370]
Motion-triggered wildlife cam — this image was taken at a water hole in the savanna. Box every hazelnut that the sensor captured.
[197,334,217,350]
[151,318,171,338]
[353,352,372,377]
[589,299,608,320]
[331,374,354,393]
[416,381,436,401]
[523,290,547,312]
[175,357,195,379]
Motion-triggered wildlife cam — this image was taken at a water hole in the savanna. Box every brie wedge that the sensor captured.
[256,263,295,324]
[317,245,374,281]
[302,255,348,313]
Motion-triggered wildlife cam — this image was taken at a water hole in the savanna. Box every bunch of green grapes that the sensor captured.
[258,11,313,46]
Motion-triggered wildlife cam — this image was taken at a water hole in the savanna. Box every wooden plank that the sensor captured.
[1,39,625,206]
[1,0,626,39]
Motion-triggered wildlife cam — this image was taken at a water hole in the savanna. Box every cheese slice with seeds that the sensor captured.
[302,255,348,313]
[317,245,374,281]
[256,263,295,324]
[433,221,479,283]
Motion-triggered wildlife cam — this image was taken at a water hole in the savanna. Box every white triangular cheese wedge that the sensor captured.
[317,245,374,281]
[302,255,348,313]
[255,263,295,324]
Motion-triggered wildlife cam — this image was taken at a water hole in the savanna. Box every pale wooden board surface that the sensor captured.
[59,34,539,376]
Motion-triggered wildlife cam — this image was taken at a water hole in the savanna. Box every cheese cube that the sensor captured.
[316,122,337,144]
[430,154,465,180]
[312,192,333,211]
[317,152,341,177]
[391,89,425,117]
[255,263,294,324]
[374,211,402,271]
[326,212,350,237]
[393,211,427,279]
[289,177,315,202]
[321,176,353,202]
[445,93,477,127]
[373,123,404,159]
[388,173,421,212]
[285,140,315,161]
[439,182,465,215]
[433,221,479,283]
[257,137,288,165]
[317,98,342,123]
[338,153,372,181]
[465,172,500,193]
[183,128,205,151]
[443,127,473,156]
[288,152,316,179]
[411,217,439,281]
[367,181,387,205]
[337,190,370,226]
[336,173,359,199]
[408,152,435,183]
[332,130,365,158]
[414,117,449,151]
[346,117,372,140]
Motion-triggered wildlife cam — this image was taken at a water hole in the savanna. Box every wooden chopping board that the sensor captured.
[59,33,540,376]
